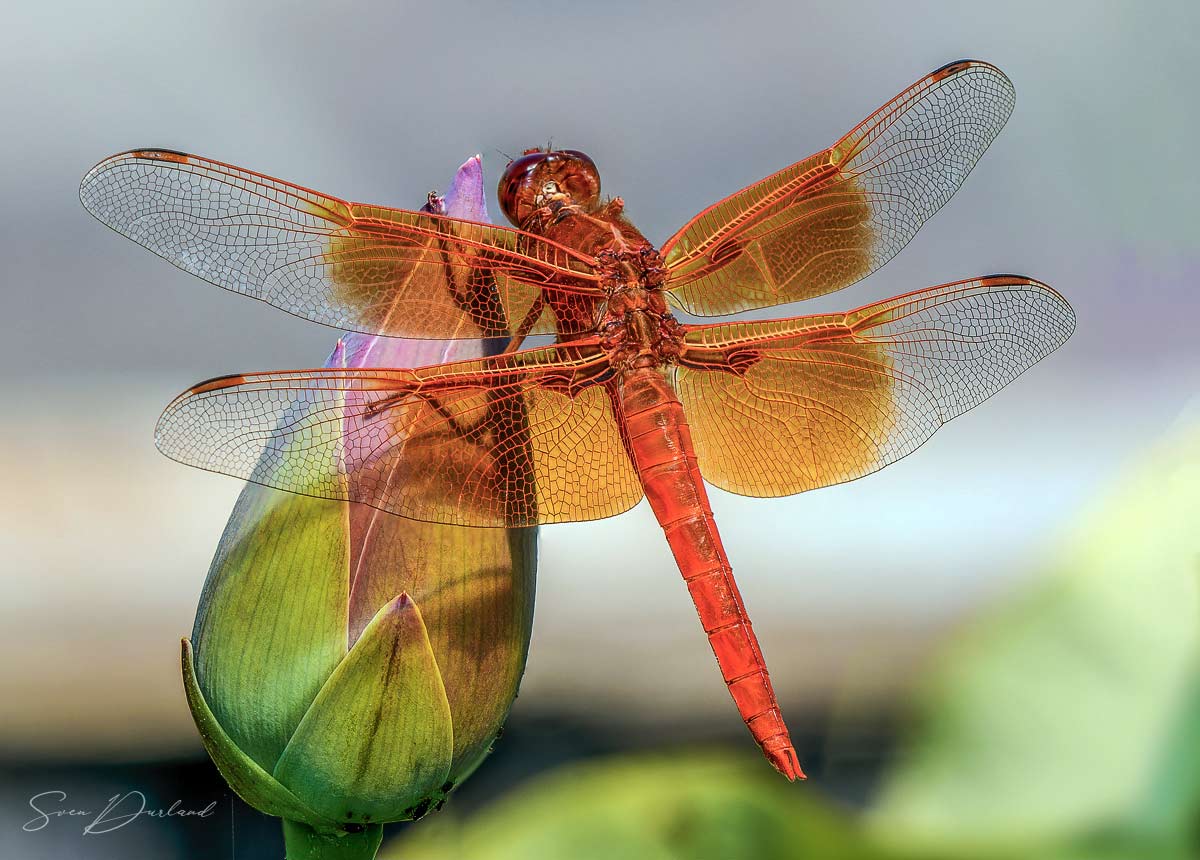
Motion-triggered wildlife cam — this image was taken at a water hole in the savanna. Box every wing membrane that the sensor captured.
[675,276,1074,496]
[155,342,643,526]
[80,150,603,339]
[662,61,1016,316]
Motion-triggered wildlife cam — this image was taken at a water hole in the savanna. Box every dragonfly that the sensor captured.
[80,59,1074,780]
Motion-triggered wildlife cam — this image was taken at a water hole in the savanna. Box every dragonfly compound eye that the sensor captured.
[498,149,601,227]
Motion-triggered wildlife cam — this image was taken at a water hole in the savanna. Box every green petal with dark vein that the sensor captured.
[273,593,454,824]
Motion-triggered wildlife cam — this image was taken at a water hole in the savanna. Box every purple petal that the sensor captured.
[333,329,458,371]
[443,155,489,223]
[328,337,347,367]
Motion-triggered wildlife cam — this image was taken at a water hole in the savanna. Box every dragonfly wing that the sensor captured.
[80,150,602,339]
[675,276,1074,497]
[156,342,643,526]
[662,61,1015,316]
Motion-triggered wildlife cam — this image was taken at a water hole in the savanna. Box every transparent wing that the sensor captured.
[662,61,1015,316]
[80,150,603,339]
[675,276,1074,496]
[155,342,643,526]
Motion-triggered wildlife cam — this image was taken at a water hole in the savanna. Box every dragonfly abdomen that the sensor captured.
[617,367,804,780]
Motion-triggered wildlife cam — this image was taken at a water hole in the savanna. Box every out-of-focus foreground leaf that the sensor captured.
[381,752,880,860]
[869,420,1200,859]
[381,420,1200,860]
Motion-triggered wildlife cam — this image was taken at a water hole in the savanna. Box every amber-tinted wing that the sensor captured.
[661,61,1015,316]
[80,150,603,339]
[674,276,1074,497]
[155,341,642,526]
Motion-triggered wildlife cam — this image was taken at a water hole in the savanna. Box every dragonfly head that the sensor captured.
[498,148,601,228]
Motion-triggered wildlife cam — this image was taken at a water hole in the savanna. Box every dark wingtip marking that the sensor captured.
[979,274,1074,336]
[980,273,1039,288]
[188,374,247,395]
[930,59,981,82]
[129,149,191,163]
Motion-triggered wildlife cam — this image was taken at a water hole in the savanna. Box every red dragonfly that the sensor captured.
[81,60,1073,780]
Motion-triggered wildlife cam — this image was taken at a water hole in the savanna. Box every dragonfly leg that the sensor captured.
[364,390,480,443]
[501,294,547,354]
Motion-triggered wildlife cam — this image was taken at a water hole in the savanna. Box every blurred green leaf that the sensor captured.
[382,752,882,860]
[869,422,1200,858]
[379,425,1200,860]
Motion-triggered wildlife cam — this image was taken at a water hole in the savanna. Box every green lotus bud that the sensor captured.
[179,156,536,858]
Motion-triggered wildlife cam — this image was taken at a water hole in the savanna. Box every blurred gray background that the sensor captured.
[2,1,1197,856]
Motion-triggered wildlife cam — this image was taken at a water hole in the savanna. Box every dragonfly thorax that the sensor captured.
[596,247,683,369]
[498,148,683,366]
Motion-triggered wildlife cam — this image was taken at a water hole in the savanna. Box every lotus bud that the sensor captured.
[179,156,536,859]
